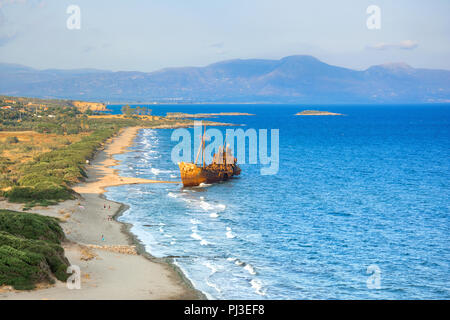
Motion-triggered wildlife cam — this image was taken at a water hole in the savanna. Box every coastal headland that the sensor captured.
[0,127,203,299]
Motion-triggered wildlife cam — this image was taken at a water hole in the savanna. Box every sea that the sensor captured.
[104,104,450,299]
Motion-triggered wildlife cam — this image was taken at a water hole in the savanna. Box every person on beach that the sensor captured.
[102,234,105,241]
[104,204,106,209]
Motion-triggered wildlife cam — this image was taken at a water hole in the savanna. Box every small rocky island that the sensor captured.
[295,110,343,116]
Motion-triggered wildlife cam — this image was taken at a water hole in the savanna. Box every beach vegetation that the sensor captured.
[0,210,69,290]
[5,136,19,144]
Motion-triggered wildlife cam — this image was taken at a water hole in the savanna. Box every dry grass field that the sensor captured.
[0,131,88,190]
[0,131,87,165]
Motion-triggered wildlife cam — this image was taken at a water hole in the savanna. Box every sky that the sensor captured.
[0,0,449,72]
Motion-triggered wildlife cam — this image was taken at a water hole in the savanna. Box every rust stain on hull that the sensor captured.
[179,162,241,187]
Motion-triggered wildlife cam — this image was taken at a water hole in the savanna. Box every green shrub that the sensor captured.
[0,210,70,290]
[0,244,50,290]
[5,136,19,144]
[5,185,74,203]
[0,209,65,243]
[0,232,70,289]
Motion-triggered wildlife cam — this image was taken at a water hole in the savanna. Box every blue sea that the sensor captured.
[105,104,450,299]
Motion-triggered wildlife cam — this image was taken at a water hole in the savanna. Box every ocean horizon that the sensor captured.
[104,104,450,299]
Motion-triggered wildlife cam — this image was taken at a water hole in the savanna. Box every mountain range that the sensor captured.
[1,55,449,104]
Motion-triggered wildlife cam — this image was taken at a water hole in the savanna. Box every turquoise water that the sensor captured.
[105,104,450,299]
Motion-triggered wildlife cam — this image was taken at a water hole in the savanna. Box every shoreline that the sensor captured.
[0,126,204,300]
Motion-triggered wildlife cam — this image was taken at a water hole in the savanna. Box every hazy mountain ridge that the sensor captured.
[1,55,449,103]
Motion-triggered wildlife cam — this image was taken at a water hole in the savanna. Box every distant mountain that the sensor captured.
[1,55,449,103]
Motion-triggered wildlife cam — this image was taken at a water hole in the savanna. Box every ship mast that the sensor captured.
[202,124,206,168]
[194,125,207,167]
[195,134,202,165]
[222,134,227,165]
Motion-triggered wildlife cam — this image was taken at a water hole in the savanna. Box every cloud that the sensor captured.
[0,0,27,8]
[367,40,419,51]
[208,41,227,55]
[209,42,224,49]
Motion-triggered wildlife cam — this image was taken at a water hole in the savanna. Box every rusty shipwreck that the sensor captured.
[178,128,241,187]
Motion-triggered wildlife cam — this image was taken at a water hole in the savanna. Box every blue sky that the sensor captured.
[0,0,449,71]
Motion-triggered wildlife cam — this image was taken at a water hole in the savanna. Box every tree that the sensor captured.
[121,105,132,117]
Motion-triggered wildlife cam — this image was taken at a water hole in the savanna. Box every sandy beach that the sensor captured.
[0,127,202,300]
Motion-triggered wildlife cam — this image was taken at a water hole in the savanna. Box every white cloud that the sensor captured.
[0,0,26,9]
[368,40,419,51]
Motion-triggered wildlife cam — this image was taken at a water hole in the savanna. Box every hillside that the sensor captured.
[0,56,449,103]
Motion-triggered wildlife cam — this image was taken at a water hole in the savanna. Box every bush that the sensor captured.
[0,244,50,290]
[5,136,19,144]
[0,209,65,243]
[5,185,74,203]
[0,210,70,290]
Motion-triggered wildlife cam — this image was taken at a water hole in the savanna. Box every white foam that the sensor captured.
[199,201,226,212]
[170,174,177,178]
[200,201,214,211]
[250,279,266,296]
[226,227,236,239]
[210,212,219,218]
[159,227,164,233]
[227,257,236,262]
[234,259,244,266]
[190,232,202,241]
[203,262,218,274]
[198,183,212,187]
[181,197,194,204]
[190,218,202,225]
[216,204,226,211]
[200,239,209,246]
[244,264,257,275]
[151,168,174,175]
[167,192,178,198]
[205,279,221,294]
[135,190,154,195]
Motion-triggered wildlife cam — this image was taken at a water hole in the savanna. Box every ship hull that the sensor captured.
[178,162,240,187]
